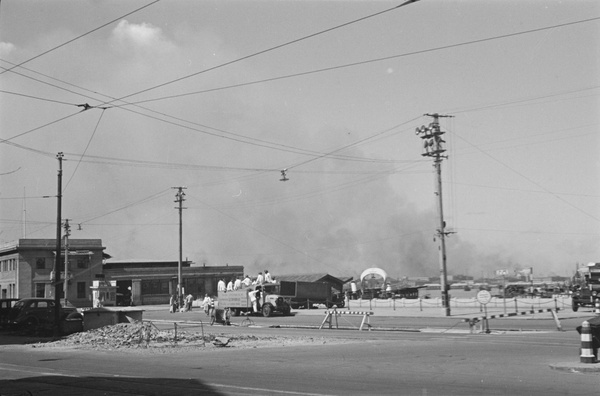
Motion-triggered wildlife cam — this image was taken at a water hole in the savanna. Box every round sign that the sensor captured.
[476,290,492,305]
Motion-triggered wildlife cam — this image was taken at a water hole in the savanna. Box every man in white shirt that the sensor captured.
[264,270,273,283]
[234,277,242,290]
[256,272,264,285]
[217,278,226,292]
[226,279,234,291]
[243,275,251,287]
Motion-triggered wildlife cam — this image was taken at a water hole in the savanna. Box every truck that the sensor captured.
[216,282,292,317]
[571,262,600,312]
[282,281,345,309]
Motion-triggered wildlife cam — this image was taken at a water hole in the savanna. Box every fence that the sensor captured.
[345,295,572,312]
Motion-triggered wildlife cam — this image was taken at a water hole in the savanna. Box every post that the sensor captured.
[63,219,71,305]
[53,153,64,337]
[580,321,596,363]
[173,187,187,308]
[416,113,454,316]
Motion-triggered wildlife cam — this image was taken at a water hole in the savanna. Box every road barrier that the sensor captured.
[463,308,562,333]
[579,321,597,363]
[319,309,373,331]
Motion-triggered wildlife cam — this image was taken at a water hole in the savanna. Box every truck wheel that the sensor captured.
[282,306,291,316]
[262,304,272,317]
[231,309,240,317]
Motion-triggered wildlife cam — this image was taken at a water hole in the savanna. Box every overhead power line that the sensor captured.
[117,16,600,107]
[0,0,161,75]
[96,0,421,106]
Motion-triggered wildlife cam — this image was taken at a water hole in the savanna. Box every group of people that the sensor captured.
[169,270,276,315]
[217,270,276,293]
[169,293,194,313]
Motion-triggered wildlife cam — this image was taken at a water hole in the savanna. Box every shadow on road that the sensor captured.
[0,376,223,395]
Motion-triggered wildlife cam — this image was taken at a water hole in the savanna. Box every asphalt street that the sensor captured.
[1,302,599,395]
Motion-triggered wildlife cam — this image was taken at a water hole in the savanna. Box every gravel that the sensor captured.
[31,322,342,353]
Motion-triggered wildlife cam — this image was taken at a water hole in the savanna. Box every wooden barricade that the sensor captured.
[319,308,373,331]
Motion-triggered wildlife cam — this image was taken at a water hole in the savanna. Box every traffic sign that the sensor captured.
[476,290,492,305]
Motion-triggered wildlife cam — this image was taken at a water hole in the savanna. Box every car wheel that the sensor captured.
[262,304,272,317]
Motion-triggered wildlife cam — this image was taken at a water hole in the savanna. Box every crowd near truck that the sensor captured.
[216,282,291,317]
[571,262,600,312]
[282,281,344,309]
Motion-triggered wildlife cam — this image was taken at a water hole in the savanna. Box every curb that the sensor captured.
[549,362,600,373]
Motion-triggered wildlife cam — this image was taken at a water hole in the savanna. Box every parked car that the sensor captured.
[7,298,81,333]
[0,298,19,328]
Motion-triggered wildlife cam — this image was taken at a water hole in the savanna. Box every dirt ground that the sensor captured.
[29,322,344,354]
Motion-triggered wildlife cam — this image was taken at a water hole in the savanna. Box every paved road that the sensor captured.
[1,303,598,395]
[1,327,598,395]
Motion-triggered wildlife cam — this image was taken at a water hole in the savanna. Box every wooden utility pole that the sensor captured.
[63,219,71,305]
[173,187,187,307]
[416,114,454,316]
[53,152,63,336]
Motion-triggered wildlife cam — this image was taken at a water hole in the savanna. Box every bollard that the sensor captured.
[580,321,596,363]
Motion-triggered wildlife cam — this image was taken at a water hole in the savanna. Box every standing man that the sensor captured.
[217,278,226,292]
[234,277,242,290]
[226,279,234,291]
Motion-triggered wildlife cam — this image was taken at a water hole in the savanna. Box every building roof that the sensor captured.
[277,273,351,285]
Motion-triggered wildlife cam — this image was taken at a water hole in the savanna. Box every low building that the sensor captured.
[102,260,243,305]
[276,273,350,295]
[0,239,107,307]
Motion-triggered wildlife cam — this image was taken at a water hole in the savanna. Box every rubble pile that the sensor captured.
[33,323,343,352]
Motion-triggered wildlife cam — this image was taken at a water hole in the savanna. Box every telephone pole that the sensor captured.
[53,152,64,336]
[63,219,71,306]
[416,114,454,316]
[173,187,187,307]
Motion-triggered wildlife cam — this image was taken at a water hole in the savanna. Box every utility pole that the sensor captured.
[53,152,63,336]
[416,114,454,316]
[173,187,187,308]
[63,219,71,306]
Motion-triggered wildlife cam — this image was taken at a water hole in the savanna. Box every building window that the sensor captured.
[35,283,46,298]
[36,257,46,269]
[77,257,88,269]
[141,279,170,295]
[77,282,86,299]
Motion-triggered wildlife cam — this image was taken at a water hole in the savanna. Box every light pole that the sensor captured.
[416,114,453,316]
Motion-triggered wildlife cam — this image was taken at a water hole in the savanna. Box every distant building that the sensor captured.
[102,260,243,305]
[0,239,107,307]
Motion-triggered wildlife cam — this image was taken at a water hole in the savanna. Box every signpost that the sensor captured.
[476,290,492,333]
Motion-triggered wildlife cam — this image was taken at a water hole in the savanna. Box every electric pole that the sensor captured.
[63,219,71,306]
[173,186,187,308]
[53,152,63,336]
[416,114,454,316]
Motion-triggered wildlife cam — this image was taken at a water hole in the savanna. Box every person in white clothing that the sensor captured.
[234,277,242,290]
[255,272,264,285]
[217,278,226,292]
[243,275,251,287]
[226,279,234,291]
[264,270,273,283]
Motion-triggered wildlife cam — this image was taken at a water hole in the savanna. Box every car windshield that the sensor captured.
[12,301,25,309]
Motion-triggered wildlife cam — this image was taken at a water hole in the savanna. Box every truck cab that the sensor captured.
[571,263,600,312]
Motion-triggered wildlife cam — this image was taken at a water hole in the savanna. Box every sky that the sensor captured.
[1,0,599,282]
